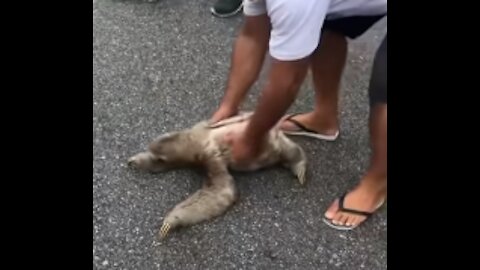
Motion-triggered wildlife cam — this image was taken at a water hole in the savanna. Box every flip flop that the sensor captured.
[281,113,339,141]
[322,193,385,231]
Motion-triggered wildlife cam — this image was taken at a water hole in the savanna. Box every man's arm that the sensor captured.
[225,0,330,163]
[211,15,270,122]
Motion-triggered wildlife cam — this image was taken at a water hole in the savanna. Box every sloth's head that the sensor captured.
[150,131,202,166]
[128,130,203,172]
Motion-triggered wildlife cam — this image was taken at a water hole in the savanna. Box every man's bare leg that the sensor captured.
[279,31,346,136]
[324,104,387,227]
[324,35,387,228]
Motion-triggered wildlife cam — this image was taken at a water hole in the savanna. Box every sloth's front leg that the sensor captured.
[208,111,253,128]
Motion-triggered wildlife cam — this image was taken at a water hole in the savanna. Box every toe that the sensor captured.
[344,216,354,227]
[331,212,344,225]
[324,199,339,219]
[339,215,350,226]
[344,215,356,227]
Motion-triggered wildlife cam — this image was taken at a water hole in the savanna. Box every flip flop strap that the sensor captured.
[338,193,373,217]
[286,114,319,134]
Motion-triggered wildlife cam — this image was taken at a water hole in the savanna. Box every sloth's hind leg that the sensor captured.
[159,157,237,239]
[280,139,307,185]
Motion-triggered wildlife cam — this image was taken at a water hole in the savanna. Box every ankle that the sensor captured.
[314,104,338,117]
[365,169,387,180]
[359,172,387,193]
[307,110,338,131]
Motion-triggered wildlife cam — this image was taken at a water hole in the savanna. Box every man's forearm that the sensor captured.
[244,59,309,143]
[219,16,270,110]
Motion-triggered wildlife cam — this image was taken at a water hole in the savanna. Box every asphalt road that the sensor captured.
[93,1,387,269]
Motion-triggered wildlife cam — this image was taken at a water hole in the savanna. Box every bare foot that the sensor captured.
[279,111,339,136]
[324,175,386,229]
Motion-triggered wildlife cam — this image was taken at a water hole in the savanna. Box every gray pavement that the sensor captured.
[93,1,387,269]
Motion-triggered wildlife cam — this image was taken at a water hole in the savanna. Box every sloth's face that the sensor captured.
[148,132,185,162]
[128,131,200,172]
[127,151,169,173]
[150,131,200,165]
[128,132,185,172]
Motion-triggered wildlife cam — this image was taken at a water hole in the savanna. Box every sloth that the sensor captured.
[127,112,307,239]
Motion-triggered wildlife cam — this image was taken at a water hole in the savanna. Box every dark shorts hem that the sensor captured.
[323,15,386,39]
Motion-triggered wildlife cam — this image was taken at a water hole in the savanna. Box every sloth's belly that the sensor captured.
[206,122,283,172]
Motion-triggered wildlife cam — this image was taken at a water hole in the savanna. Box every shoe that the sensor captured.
[211,0,243,18]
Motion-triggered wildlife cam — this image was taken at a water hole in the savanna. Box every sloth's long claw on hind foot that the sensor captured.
[159,222,171,239]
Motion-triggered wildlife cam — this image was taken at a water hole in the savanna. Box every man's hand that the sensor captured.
[210,105,238,124]
[224,131,263,165]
